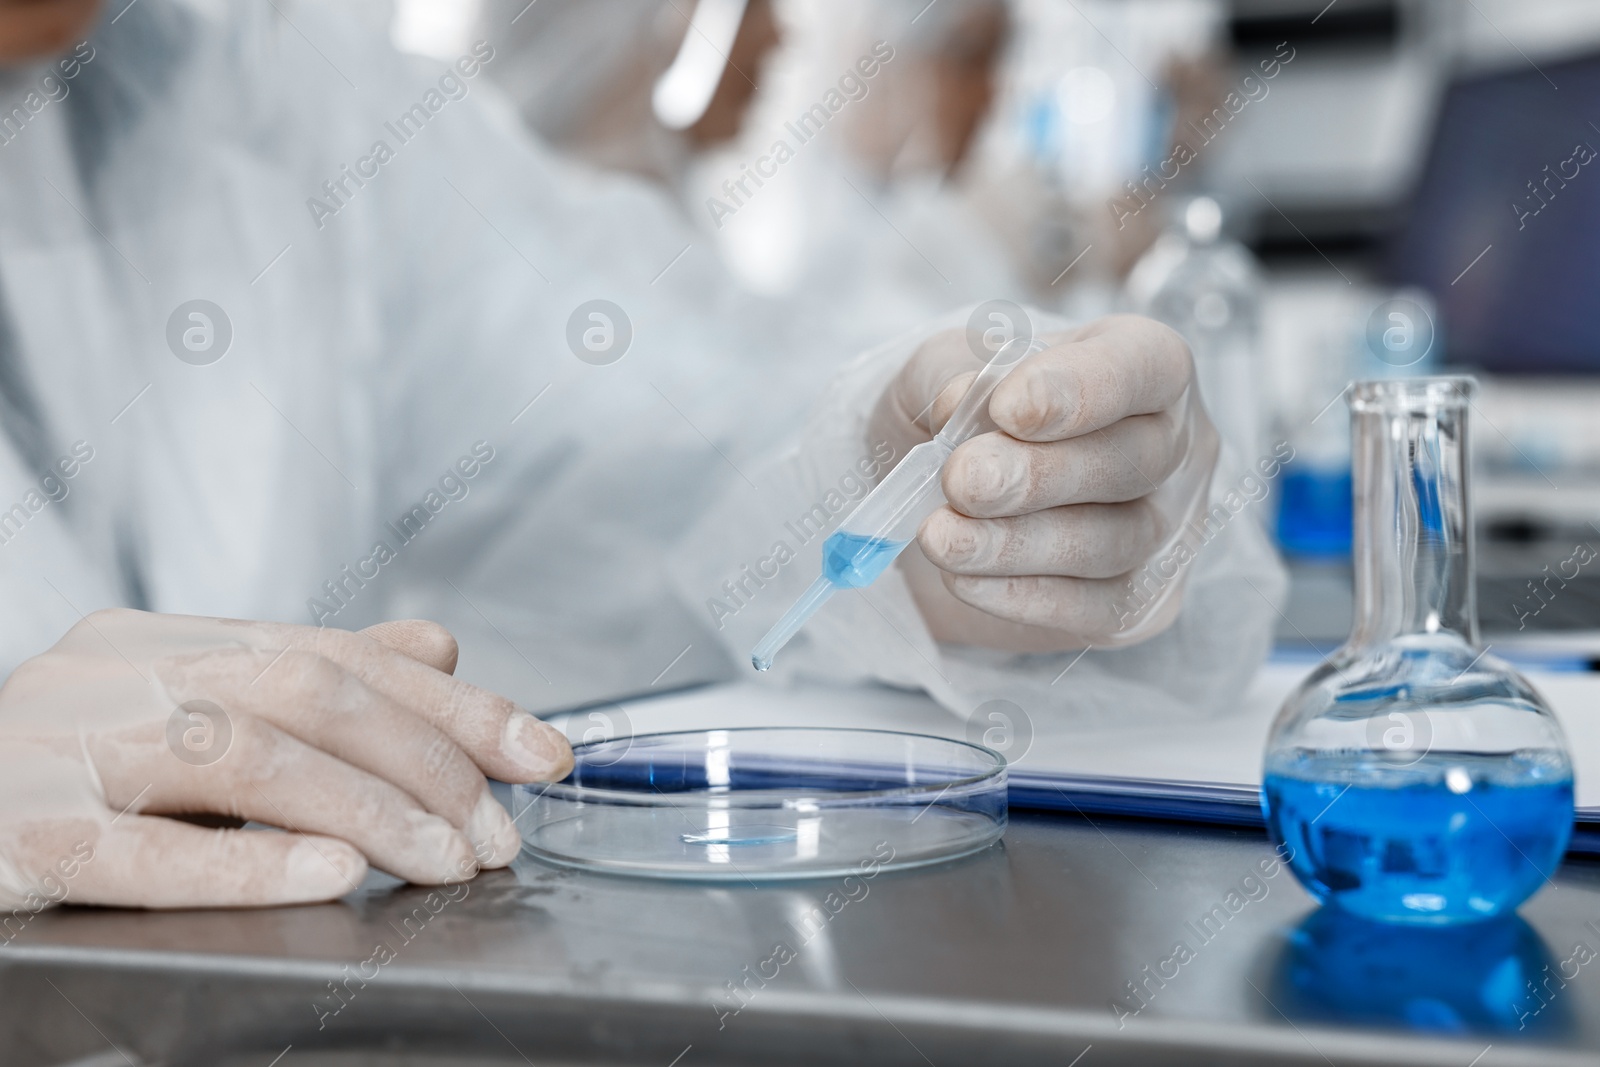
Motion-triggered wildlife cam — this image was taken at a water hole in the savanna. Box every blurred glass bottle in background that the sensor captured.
[987,0,1224,314]
[1125,195,1264,466]
[1271,287,1440,559]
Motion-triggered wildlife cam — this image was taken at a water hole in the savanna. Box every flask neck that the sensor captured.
[1348,380,1478,649]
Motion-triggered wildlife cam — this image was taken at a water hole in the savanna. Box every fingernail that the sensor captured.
[465,787,522,868]
[408,810,479,883]
[927,512,989,567]
[501,713,574,780]
[949,440,1026,515]
[999,371,1073,439]
[286,838,366,899]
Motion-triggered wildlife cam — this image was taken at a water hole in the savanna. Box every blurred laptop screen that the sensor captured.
[1390,53,1600,374]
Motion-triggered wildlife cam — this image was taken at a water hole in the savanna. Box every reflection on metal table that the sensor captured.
[6,809,1600,1066]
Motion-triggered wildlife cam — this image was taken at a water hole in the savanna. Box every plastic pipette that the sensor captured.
[751,338,1041,671]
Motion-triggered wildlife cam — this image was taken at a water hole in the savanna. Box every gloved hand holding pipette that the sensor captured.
[881,314,1220,651]
[752,314,1223,671]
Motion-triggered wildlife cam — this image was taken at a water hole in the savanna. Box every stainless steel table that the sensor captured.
[5,811,1600,1067]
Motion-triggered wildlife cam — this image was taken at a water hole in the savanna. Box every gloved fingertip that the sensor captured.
[942,571,1003,614]
[992,367,1077,441]
[361,619,460,674]
[916,508,969,568]
[942,437,1027,517]
[403,810,481,884]
[500,713,574,782]
[445,831,481,882]
[286,837,367,900]
[466,787,522,868]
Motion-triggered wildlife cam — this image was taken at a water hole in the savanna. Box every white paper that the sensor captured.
[553,659,1600,810]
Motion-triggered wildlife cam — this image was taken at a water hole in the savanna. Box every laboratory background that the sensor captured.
[425,0,1600,655]
[8,0,1600,1064]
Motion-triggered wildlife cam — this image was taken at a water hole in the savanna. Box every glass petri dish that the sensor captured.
[511,727,1007,880]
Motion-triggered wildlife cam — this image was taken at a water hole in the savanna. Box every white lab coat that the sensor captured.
[0,0,1284,725]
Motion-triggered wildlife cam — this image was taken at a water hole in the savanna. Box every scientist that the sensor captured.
[477,0,783,190]
[730,0,1030,335]
[0,0,1281,912]
[483,0,1030,337]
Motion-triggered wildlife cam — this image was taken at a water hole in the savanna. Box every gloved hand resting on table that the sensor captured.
[870,314,1219,652]
[0,613,571,912]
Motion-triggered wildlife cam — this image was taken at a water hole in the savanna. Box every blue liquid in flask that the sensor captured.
[822,531,908,588]
[1263,380,1576,924]
[1264,750,1572,924]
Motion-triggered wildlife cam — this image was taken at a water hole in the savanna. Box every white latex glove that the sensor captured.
[0,611,572,911]
[869,314,1219,651]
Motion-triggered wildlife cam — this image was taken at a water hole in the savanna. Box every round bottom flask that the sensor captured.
[1262,379,1573,924]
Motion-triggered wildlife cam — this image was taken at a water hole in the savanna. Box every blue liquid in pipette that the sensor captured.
[1264,751,1572,924]
[748,532,911,672]
[821,531,909,588]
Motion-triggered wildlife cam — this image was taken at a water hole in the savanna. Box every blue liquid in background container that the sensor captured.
[1276,465,1353,558]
